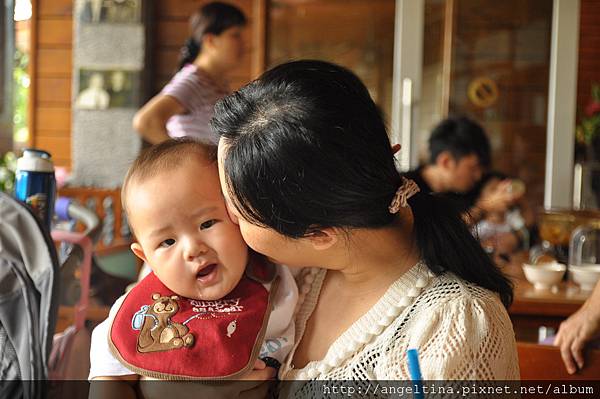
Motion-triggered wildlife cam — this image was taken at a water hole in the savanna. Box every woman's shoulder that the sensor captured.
[167,64,198,83]
[380,269,518,380]
[162,65,214,93]
[393,268,512,336]
[383,263,505,313]
[419,270,506,307]
[401,270,513,340]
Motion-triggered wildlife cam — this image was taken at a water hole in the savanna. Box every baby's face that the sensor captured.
[128,158,248,300]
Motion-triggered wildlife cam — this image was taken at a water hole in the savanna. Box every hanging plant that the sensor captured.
[0,152,17,194]
[577,84,600,145]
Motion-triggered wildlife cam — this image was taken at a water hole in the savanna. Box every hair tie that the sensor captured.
[388,177,420,214]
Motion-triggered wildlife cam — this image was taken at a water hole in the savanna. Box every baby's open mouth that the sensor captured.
[196,264,217,279]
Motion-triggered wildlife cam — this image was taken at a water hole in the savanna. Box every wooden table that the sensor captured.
[506,252,591,342]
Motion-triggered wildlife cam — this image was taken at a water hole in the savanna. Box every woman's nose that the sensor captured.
[184,238,208,260]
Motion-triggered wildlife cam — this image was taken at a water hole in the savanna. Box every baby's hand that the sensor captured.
[253,359,267,370]
[238,359,277,381]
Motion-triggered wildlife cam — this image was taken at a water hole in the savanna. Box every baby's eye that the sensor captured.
[159,238,176,248]
[200,220,217,230]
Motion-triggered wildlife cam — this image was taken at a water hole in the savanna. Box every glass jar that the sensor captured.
[569,223,600,291]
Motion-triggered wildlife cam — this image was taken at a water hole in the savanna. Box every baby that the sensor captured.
[89,138,297,389]
[474,174,527,256]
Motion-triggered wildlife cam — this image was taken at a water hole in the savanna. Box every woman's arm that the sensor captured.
[554,281,600,374]
[133,95,187,144]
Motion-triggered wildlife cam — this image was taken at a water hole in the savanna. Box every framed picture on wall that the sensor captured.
[77,0,142,24]
[76,69,140,110]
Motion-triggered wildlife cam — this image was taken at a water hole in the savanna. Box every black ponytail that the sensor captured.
[409,192,513,307]
[211,60,513,308]
[178,38,201,71]
[176,2,247,71]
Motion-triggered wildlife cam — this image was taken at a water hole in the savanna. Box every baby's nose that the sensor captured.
[184,238,209,261]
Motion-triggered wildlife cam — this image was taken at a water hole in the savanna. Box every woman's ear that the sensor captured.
[131,242,147,263]
[224,201,240,225]
[201,32,217,52]
[227,208,240,225]
[306,228,338,250]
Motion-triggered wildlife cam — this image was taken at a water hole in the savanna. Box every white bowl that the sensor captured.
[522,263,567,290]
[569,264,600,291]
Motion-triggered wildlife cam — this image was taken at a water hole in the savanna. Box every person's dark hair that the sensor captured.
[428,116,491,168]
[178,2,247,70]
[211,60,513,307]
[121,138,216,216]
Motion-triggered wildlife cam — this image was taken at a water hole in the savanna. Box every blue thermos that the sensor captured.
[15,149,56,230]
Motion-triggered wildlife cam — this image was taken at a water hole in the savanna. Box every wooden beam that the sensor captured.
[35,77,71,104]
[252,0,267,77]
[35,106,71,132]
[440,0,454,118]
[38,0,72,18]
[38,19,72,47]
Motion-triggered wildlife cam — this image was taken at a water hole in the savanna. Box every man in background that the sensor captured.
[404,116,525,255]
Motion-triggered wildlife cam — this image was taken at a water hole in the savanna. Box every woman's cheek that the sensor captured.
[239,223,270,254]
[226,207,239,225]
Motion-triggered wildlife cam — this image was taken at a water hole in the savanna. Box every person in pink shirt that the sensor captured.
[133,2,246,144]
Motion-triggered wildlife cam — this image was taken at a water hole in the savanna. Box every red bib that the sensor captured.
[108,258,277,380]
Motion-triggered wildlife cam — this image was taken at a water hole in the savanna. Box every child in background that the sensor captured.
[474,173,529,258]
[89,138,296,395]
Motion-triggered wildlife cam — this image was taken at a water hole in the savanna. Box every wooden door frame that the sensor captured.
[544,0,580,208]
[390,0,424,171]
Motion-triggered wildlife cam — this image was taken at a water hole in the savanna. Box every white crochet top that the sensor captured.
[279,262,519,386]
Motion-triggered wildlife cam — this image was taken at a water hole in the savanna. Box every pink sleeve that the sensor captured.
[161,66,206,112]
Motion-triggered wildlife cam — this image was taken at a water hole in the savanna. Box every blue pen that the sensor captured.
[407,348,424,399]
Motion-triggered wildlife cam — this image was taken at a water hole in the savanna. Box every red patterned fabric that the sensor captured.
[109,260,274,380]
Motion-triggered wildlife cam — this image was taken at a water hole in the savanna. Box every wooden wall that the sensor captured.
[29,0,264,170]
[577,0,600,113]
[152,0,264,95]
[29,0,73,168]
[28,0,599,173]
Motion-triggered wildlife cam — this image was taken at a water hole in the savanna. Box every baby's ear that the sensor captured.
[131,242,147,263]
[306,228,338,250]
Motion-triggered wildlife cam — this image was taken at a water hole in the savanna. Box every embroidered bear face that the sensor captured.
[136,293,194,353]
[151,293,179,315]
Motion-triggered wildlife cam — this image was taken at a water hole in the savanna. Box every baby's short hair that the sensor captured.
[121,138,216,215]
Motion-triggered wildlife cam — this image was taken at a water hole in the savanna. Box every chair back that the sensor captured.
[518,341,600,379]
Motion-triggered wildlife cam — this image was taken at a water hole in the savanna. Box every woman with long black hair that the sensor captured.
[133,2,246,144]
[212,60,519,387]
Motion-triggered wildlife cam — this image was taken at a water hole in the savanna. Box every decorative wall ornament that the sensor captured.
[467,76,499,109]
